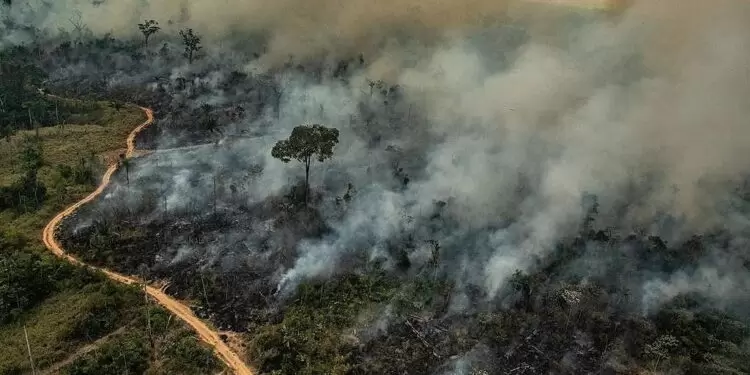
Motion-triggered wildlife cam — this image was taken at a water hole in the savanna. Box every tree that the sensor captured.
[110,100,124,112]
[644,335,679,372]
[179,28,202,64]
[68,10,86,44]
[581,192,599,235]
[18,136,45,209]
[20,136,43,177]
[119,153,130,185]
[271,124,339,205]
[23,98,47,135]
[137,20,160,47]
[0,50,47,134]
[428,240,440,280]
[0,125,11,142]
[509,270,533,312]
[199,103,220,135]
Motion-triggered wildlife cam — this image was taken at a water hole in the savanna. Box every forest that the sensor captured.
[2,0,750,374]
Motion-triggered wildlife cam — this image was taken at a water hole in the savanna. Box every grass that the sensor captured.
[59,306,223,375]
[0,98,143,241]
[0,98,222,375]
[0,284,140,373]
[0,284,224,375]
[0,98,141,186]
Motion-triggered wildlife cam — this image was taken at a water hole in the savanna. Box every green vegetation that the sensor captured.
[0,47,46,136]
[62,308,220,375]
[0,98,141,226]
[0,46,119,138]
[0,136,46,211]
[245,269,750,375]
[0,277,222,375]
[0,274,137,373]
[648,299,750,374]
[3,9,745,375]
[0,99,222,374]
[271,124,340,204]
[249,274,396,375]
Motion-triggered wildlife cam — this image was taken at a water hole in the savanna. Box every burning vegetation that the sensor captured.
[3,0,750,374]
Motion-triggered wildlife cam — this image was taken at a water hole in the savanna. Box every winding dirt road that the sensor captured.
[41,105,254,375]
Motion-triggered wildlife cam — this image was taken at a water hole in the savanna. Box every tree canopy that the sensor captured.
[137,20,160,46]
[271,124,339,165]
[179,28,202,63]
[272,124,339,204]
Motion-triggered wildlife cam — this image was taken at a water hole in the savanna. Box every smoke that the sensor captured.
[439,344,494,375]
[642,264,750,315]
[6,0,750,315]
[3,0,621,66]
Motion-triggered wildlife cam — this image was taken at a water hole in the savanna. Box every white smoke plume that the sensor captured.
[5,0,750,312]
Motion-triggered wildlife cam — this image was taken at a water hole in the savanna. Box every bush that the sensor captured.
[0,251,60,323]
[0,174,47,212]
[248,274,395,374]
[159,330,220,375]
[0,247,104,325]
[63,332,151,375]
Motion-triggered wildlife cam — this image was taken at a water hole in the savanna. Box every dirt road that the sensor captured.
[41,105,254,375]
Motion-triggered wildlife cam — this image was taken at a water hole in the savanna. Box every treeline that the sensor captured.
[0,45,48,136]
[0,135,97,212]
[0,136,47,212]
[0,233,100,324]
[0,45,114,139]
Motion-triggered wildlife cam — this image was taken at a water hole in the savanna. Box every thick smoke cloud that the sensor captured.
[4,0,616,66]
[6,0,750,314]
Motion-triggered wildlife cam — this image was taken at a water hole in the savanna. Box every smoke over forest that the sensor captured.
[3,0,750,373]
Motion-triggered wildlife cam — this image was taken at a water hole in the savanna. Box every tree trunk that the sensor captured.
[34,177,39,207]
[522,284,532,312]
[200,273,210,308]
[304,157,311,206]
[24,325,36,375]
[212,175,217,214]
[144,284,154,353]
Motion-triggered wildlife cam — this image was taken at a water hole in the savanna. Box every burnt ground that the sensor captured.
[9,20,747,375]
[57,161,750,375]
[42,45,750,375]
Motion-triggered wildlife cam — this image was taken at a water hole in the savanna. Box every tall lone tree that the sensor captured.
[272,124,339,205]
[119,153,131,185]
[179,28,202,63]
[19,136,44,208]
[137,19,160,46]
